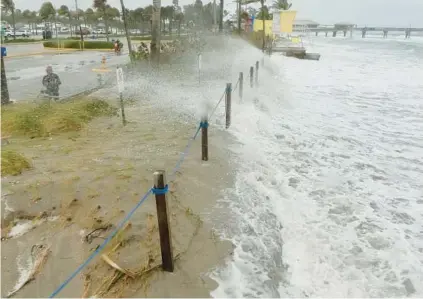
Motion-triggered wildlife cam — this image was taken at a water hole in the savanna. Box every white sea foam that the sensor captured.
[7,243,33,297]
[8,216,59,239]
[209,37,423,297]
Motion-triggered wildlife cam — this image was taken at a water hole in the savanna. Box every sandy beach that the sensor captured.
[1,94,234,297]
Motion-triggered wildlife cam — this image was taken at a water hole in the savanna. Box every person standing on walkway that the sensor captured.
[42,66,61,98]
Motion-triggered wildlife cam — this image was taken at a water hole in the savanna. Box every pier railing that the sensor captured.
[47,58,263,298]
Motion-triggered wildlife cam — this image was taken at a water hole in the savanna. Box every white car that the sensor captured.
[93,29,105,34]
[6,29,31,37]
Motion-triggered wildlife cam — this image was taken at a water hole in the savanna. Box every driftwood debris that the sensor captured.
[101,254,135,278]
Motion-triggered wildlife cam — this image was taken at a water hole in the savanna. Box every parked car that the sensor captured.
[93,28,105,34]
[5,29,31,37]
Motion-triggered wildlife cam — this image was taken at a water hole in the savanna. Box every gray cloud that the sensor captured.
[11,0,423,27]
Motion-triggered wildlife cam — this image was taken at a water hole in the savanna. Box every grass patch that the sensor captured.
[1,99,118,138]
[4,38,39,43]
[43,40,114,49]
[1,150,31,176]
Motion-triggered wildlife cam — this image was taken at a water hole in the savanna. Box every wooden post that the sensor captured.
[255,61,259,86]
[238,72,243,101]
[249,66,254,88]
[225,83,232,129]
[119,93,127,126]
[153,170,174,272]
[201,116,208,161]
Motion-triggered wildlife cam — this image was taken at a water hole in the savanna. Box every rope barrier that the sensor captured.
[209,90,226,121]
[232,78,240,93]
[48,71,241,297]
[168,123,202,183]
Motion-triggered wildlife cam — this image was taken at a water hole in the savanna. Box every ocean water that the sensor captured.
[120,34,422,297]
[208,36,423,297]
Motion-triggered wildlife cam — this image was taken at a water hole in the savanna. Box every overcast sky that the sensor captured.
[11,0,423,27]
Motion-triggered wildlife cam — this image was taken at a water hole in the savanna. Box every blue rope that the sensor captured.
[168,123,202,182]
[152,184,169,195]
[209,90,226,121]
[49,189,153,298]
[200,121,209,128]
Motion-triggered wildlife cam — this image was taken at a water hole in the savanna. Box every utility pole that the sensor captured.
[151,0,161,66]
[75,0,84,50]
[119,0,133,61]
[219,0,223,32]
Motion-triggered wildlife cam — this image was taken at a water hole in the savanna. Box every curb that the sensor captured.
[5,48,114,58]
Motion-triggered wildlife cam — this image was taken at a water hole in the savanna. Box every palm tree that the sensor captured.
[93,0,110,41]
[30,11,39,35]
[272,0,292,10]
[133,7,145,33]
[58,5,72,36]
[39,1,56,36]
[174,11,184,36]
[85,8,97,27]
[2,0,16,39]
[166,6,174,34]
[22,9,32,31]
[118,0,133,60]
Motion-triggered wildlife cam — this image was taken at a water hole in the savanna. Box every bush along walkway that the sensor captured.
[43,40,114,50]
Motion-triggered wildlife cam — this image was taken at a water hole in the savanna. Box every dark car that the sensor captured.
[42,30,52,40]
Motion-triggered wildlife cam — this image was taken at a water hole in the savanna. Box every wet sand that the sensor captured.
[1,98,234,298]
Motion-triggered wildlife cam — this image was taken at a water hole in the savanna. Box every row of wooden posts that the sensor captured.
[153,59,262,272]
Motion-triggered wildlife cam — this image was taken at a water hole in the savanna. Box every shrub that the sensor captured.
[4,38,38,43]
[1,150,31,176]
[1,99,117,138]
[43,40,114,49]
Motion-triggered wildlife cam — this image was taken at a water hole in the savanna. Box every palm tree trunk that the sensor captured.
[11,8,16,40]
[119,0,133,61]
[260,0,265,51]
[104,11,109,42]
[69,16,73,37]
[219,0,223,32]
